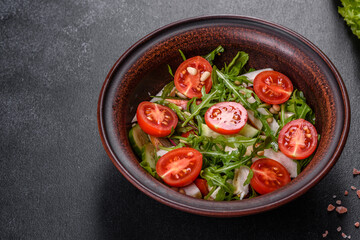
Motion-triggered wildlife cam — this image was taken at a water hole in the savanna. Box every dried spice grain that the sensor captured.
[336,206,348,214]
[327,204,335,211]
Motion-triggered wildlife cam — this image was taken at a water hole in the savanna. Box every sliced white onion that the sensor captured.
[247,110,263,130]
[240,68,273,83]
[180,183,202,198]
[156,149,168,157]
[232,166,250,199]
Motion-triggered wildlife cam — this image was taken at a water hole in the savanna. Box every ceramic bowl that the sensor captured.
[97,16,350,217]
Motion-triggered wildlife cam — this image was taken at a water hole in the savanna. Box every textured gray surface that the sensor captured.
[1,0,359,239]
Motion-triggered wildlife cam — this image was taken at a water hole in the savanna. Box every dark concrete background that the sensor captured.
[1,0,359,239]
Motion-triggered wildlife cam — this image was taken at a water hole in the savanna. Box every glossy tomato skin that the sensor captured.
[250,158,291,195]
[174,56,212,98]
[278,119,318,160]
[205,102,248,135]
[165,99,189,110]
[181,130,196,138]
[253,71,293,104]
[136,101,178,137]
[194,178,209,197]
[156,147,203,187]
[165,98,202,110]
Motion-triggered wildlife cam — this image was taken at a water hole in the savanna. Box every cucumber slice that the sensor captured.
[239,124,260,138]
[141,143,156,170]
[201,123,221,138]
[129,124,150,157]
[201,123,259,138]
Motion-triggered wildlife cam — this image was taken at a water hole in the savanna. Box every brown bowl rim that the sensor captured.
[97,15,350,217]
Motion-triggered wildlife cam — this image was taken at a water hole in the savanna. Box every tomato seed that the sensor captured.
[187,152,194,157]
[306,133,312,138]
[162,121,168,125]
[147,116,153,121]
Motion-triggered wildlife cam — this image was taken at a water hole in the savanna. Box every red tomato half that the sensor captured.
[250,158,291,195]
[174,56,212,98]
[278,119,318,160]
[194,178,209,197]
[136,101,178,137]
[204,102,248,135]
[253,71,293,104]
[156,147,203,187]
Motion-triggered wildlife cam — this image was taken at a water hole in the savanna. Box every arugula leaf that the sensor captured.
[167,64,174,77]
[285,90,315,124]
[338,0,360,39]
[248,185,258,199]
[166,102,197,129]
[213,156,251,174]
[216,70,251,108]
[243,167,254,186]
[181,89,219,127]
[211,65,219,85]
[140,160,161,180]
[202,45,225,65]
[224,51,249,76]
[298,155,314,171]
[178,49,186,61]
[159,81,175,104]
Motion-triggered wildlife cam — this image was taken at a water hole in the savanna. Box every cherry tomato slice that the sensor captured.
[174,56,212,98]
[194,178,209,197]
[278,119,318,160]
[165,99,189,110]
[156,147,203,187]
[204,102,248,135]
[253,71,293,104]
[250,158,291,195]
[136,101,178,137]
[165,99,202,110]
[181,130,196,138]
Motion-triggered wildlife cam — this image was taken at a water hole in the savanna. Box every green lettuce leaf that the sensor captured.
[338,0,360,39]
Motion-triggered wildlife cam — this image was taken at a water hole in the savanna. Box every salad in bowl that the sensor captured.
[129,46,319,201]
